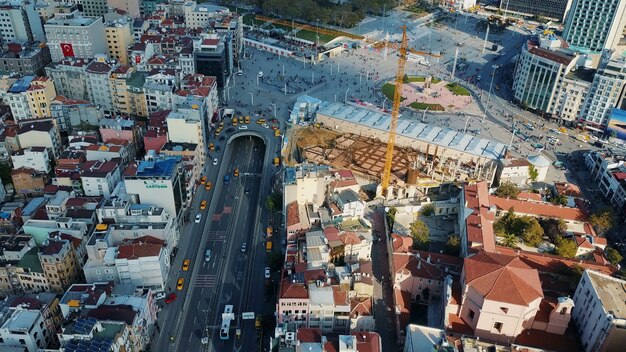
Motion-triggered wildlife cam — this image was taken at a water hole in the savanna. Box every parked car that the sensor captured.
[165,293,177,304]
[195,213,201,223]
[264,267,271,279]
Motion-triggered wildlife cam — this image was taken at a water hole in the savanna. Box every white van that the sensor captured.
[205,249,212,262]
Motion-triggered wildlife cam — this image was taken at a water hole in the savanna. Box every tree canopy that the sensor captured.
[554,237,577,258]
[443,235,460,256]
[528,165,539,182]
[420,203,435,217]
[605,247,623,266]
[539,218,567,243]
[410,219,429,250]
[589,207,615,234]
[495,181,520,199]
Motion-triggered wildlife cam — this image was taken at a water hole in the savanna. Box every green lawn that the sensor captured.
[381,83,406,101]
[409,102,445,111]
[404,75,426,83]
[432,78,442,84]
[294,30,336,45]
[243,14,266,26]
[445,83,471,96]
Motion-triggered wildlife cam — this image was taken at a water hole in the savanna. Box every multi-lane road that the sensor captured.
[152,127,280,352]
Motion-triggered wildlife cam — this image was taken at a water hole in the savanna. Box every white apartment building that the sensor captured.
[166,111,204,159]
[333,189,365,219]
[183,1,230,29]
[513,36,579,117]
[44,4,107,61]
[85,57,117,114]
[578,54,626,131]
[572,270,626,352]
[45,58,90,102]
[79,160,122,197]
[144,71,176,113]
[115,237,169,291]
[306,231,330,269]
[308,285,351,333]
[0,306,46,352]
[563,0,626,53]
[0,0,45,43]
[17,120,63,158]
[555,71,593,123]
[11,147,50,173]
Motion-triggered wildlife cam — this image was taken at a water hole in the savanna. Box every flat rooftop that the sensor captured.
[132,157,180,177]
[587,270,626,319]
[0,308,40,332]
[316,101,507,160]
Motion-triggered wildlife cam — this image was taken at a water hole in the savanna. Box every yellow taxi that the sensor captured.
[219,121,224,128]
[200,200,207,210]
[200,176,207,185]
[182,259,190,271]
[209,143,215,151]
[245,116,250,124]
[176,278,184,290]
[205,182,212,190]
[234,168,239,177]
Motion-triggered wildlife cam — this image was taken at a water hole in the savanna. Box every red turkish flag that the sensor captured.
[61,43,74,57]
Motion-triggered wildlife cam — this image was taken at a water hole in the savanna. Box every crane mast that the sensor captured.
[381,25,409,197]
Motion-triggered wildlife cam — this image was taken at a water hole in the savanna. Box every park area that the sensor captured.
[381,76,473,112]
[241,14,351,45]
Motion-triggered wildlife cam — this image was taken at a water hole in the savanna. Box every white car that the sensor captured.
[155,292,166,300]
[236,70,243,76]
[194,213,201,223]
[213,158,218,165]
[238,125,248,130]
[258,71,263,78]
[241,242,247,253]
[264,267,271,279]
[261,123,269,129]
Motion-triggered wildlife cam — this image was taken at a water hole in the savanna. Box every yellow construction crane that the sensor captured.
[381,25,409,198]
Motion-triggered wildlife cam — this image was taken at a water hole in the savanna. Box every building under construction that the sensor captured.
[306,100,507,199]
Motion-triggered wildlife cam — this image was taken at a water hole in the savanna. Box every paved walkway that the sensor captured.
[366,206,399,350]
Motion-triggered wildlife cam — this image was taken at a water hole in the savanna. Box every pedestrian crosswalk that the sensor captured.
[194,275,217,287]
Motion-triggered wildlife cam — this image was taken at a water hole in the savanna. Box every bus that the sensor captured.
[220,305,234,340]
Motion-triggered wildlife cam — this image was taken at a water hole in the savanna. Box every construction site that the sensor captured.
[287,125,499,200]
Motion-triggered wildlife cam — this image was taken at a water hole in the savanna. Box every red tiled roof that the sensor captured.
[202,38,219,46]
[286,201,300,226]
[514,327,581,352]
[297,328,321,343]
[88,305,137,325]
[391,233,413,253]
[534,297,557,323]
[489,195,586,221]
[496,246,616,275]
[351,331,381,352]
[464,182,496,253]
[517,192,543,202]
[279,277,308,299]
[350,297,373,317]
[323,226,341,242]
[554,182,582,198]
[332,286,349,306]
[117,241,162,259]
[340,231,362,245]
[39,239,66,256]
[336,169,354,179]
[528,46,575,65]
[464,251,543,306]
[304,269,326,283]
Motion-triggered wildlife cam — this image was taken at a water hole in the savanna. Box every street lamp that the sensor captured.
[487,65,498,102]
[382,97,388,110]
[270,103,276,119]
[344,88,349,103]
[249,92,254,106]
[316,19,320,48]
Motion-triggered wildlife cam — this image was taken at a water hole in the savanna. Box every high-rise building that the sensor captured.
[80,0,109,17]
[500,0,572,21]
[44,4,107,61]
[578,54,626,131]
[104,17,133,65]
[0,0,45,43]
[563,0,626,53]
[194,34,233,90]
[512,36,580,117]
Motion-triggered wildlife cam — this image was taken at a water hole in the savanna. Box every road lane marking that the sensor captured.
[195,275,217,287]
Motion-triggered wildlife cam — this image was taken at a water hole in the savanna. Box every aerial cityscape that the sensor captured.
[0,0,624,351]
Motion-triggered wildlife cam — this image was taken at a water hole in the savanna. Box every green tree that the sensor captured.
[386,207,398,232]
[268,251,284,272]
[519,217,544,247]
[420,203,435,217]
[549,194,568,206]
[266,195,276,212]
[495,181,520,199]
[494,207,516,236]
[443,235,460,256]
[528,164,539,182]
[0,163,11,186]
[554,237,577,258]
[501,233,518,248]
[410,219,430,250]
[589,208,616,234]
[539,218,567,243]
[605,247,623,266]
